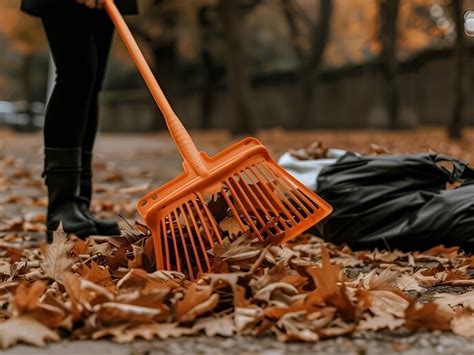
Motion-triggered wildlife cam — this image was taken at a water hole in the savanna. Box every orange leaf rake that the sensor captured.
[104,0,333,279]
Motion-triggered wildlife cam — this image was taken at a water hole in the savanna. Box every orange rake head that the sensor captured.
[105,0,332,280]
[137,137,332,279]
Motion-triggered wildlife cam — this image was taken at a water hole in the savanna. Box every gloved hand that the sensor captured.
[76,0,105,9]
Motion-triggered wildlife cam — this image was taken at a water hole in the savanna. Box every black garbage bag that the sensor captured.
[316,153,474,252]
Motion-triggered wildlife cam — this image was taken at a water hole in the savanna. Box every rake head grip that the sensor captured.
[104,0,208,176]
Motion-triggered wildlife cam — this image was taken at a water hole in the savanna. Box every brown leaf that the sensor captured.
[175,284,219,322]
[62,273,114,320]
[274,310,320,342]
[205,272,250,307]
[92,323,193,343]
[357,313,405,331]
[357,289,410,318]
[396,274,425,292]
[95,302,162,325]
[192,315,235,337]
[253,282,299,304]
[128,244,144,269]
[0,316,59,348]
[78,262,115,291]
[363,268,399,290]
[434,291,474,312]
[405,303,452,331]
[5,247,22,262]
[213,234,261,262]
[71,239,90,257]
[234,306,264,333]
[220,216,248,237]
[40,224,75,281]
[451,308,474,337]
[116,268,181,292]
[306,245,356,321]
[12,281,46,314]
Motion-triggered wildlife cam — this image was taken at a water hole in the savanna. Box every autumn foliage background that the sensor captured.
[0,0,473,135]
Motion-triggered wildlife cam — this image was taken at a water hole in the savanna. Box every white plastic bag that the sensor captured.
[278,149,347,191]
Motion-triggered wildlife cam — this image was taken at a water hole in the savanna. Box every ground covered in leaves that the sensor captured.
[0,128,473,352]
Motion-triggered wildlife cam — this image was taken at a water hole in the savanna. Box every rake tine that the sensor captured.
[266,162,319,211]
[173,209,193,279]
[237,171,279,226]
[161,218,170,270]
[247,166,297,226]
[220,187,248,232]
[224,179,264,241]
[240,169,287,232]
[229,176,268,234]
[153,227,165,270]
[265,163,315,215]
[191,197,218,246]
[184,202,211,271]
[253,164,304,222]
[179,205,204,275]
[169,213,181,273]
[196,192,224,244]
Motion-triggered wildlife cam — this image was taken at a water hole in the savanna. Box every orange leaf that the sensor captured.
[78,262,115,291]
[13,281,46,314]
[405,303,452,331]
[306,245,356,321]
[175,284,218,322]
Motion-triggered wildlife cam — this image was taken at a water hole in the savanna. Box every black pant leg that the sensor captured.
[41,4,97,148]
[82,11,114,152]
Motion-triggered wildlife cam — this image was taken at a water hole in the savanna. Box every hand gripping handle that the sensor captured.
[104,0,208,176]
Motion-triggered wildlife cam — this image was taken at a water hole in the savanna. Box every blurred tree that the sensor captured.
[448,0,466,139]
[128,0,259,133]
[219,0,256,134]
[0,1,47,102]
[198,6,221,130]
[379,0,400,129]
[280,0,332,128]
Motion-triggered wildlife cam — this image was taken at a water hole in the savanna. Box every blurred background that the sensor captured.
[0,0,473,137]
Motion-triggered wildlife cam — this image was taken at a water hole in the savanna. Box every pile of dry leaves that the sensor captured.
[1,224,473,349]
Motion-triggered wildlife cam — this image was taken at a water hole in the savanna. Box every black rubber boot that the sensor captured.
[44,148,98,241]
[78,151,121,236]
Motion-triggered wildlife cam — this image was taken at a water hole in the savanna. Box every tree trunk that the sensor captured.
[379,0,400,129]
[198,7,216,130]
[219,0,255,135]
[448,0,466,139]
[297,0,332,128]
[281,0,305,62]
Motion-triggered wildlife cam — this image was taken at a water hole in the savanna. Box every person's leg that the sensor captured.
[79,11,120,236]
[82,11,114,153]
[41,4,98,239]
[42,5,98,148]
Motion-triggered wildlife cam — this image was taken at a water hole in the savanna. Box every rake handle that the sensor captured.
[104,0,209,176]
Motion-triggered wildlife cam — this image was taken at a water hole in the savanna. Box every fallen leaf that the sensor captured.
[175,284,219,322]
[95,302,161,325]
[451,308,474,337]
[306,245,356,321]
[192,315,235,337]
[40,225,75,281]
[93,323,193,343]
[0,316,59,348]
[357,313,405,331]
[405,303,452,331]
